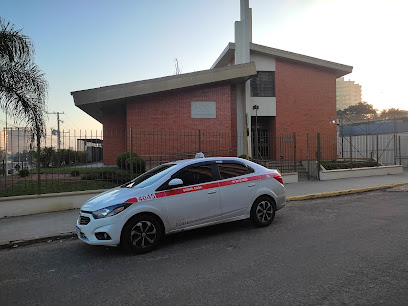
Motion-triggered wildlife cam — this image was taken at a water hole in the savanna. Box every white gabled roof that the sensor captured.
[212,42,353,78]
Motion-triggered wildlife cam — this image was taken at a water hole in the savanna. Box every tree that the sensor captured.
[337,102,377,123]
[0,19,47,136]
[378,108,408,120]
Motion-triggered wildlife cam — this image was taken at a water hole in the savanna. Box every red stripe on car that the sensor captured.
[125,173,277,203]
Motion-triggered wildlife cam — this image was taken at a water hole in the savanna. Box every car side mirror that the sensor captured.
[168,178,183,187]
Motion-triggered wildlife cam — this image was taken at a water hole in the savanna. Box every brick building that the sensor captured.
[71,1,352,165]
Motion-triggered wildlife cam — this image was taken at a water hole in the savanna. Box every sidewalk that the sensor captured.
[1,170,408,248]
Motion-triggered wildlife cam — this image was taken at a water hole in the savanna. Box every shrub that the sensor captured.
[321,160,380,170]
[52,150,64,167]
[117,152,136,169]
[125,156,146,174]
[70,169,81,177]
[74,151,87,164]
[19,169,30,177]
[54,149,87,166]
[116,152,146,174]
[40,147,55,168]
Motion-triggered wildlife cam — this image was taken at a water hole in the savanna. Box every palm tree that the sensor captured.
[0,18,47,136]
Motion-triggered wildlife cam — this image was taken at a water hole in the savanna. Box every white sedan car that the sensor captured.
[76,156,286,254]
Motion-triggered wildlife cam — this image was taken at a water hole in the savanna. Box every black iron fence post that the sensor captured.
[36,129,41,195]
[198,129,201,152]
[130,127,133,178]
[307,133,310,180]
[376,134,379,163]
[316,133,321,180]
[293,132,297,172]
[399,136,402,165]
[349,134,353,169]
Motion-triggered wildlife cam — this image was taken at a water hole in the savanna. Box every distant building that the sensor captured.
[77,138,103,162]
[77,138,103,151]
[336,77,362,110]
[0,128,31,155]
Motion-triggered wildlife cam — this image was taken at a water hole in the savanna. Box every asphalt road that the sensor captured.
[1,189,407,305]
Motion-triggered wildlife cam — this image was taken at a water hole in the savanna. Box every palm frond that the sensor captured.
[0,18,33,63]
[0,54,47,136]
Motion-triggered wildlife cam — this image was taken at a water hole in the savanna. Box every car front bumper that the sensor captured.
[76,212,124,246]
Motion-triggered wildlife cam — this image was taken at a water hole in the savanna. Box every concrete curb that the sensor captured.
[286,182,408,201]
[1,182,407,249]
[0,232,77,250]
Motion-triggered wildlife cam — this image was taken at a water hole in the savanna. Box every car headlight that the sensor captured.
[92,203,131,219]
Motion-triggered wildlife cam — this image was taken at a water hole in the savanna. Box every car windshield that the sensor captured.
[122,164,177,188]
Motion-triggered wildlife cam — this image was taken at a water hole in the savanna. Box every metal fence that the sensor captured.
[0,127,406,197]
[337,133,408,167]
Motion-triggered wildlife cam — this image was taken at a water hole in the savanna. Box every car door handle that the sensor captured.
[208,189,217,194]
[248,183,256,187]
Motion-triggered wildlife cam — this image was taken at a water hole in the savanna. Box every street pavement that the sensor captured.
[1,170,407,247]
[1,190,408,305]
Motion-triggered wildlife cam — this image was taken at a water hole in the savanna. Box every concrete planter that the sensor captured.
[319,165,403,181]
[281,172,298,184]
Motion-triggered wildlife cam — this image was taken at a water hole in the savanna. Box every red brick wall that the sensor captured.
[275,58,338,160]
[230,85,237,154]
[101,83,237,164]
[102,105,127,165]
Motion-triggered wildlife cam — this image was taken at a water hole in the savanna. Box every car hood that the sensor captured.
[81,187,150,211]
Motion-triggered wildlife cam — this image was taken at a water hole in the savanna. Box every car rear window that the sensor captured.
[177,164,214,186]
[218,163,253,179]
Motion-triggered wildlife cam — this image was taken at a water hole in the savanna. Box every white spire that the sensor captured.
[235,0,251,64]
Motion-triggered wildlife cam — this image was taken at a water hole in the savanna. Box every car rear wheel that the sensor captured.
[250,196,276,227]
[122,214,163,254]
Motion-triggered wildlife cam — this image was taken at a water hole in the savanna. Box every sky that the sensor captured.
[2,0,407,133]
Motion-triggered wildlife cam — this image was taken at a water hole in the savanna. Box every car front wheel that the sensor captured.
[121,214,163,254]
[250,196,276,227]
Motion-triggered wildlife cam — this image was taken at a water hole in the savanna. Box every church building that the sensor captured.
[71,0,352,165]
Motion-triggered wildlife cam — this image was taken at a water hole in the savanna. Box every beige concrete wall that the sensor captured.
[0,190,104,218]
[249,53,276,117]
[250,53,276,71]
[281,172,299,184]
[250,97,276,116]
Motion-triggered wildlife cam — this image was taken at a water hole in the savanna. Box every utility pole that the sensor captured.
[47,112,64,149]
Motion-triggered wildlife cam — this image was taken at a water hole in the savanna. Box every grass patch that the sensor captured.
[0,166,144,197]
[0,179,118,197]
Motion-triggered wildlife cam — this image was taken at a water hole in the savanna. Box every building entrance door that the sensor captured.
[251,117,272,160]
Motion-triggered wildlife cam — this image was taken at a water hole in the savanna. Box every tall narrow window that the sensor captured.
[250,71,275,97]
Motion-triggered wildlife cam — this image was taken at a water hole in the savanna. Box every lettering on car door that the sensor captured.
[217,162,256,217]
[163,163,221,230]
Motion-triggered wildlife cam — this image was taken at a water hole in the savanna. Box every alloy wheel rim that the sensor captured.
[256,200,273,222]
[130,221,157,249]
